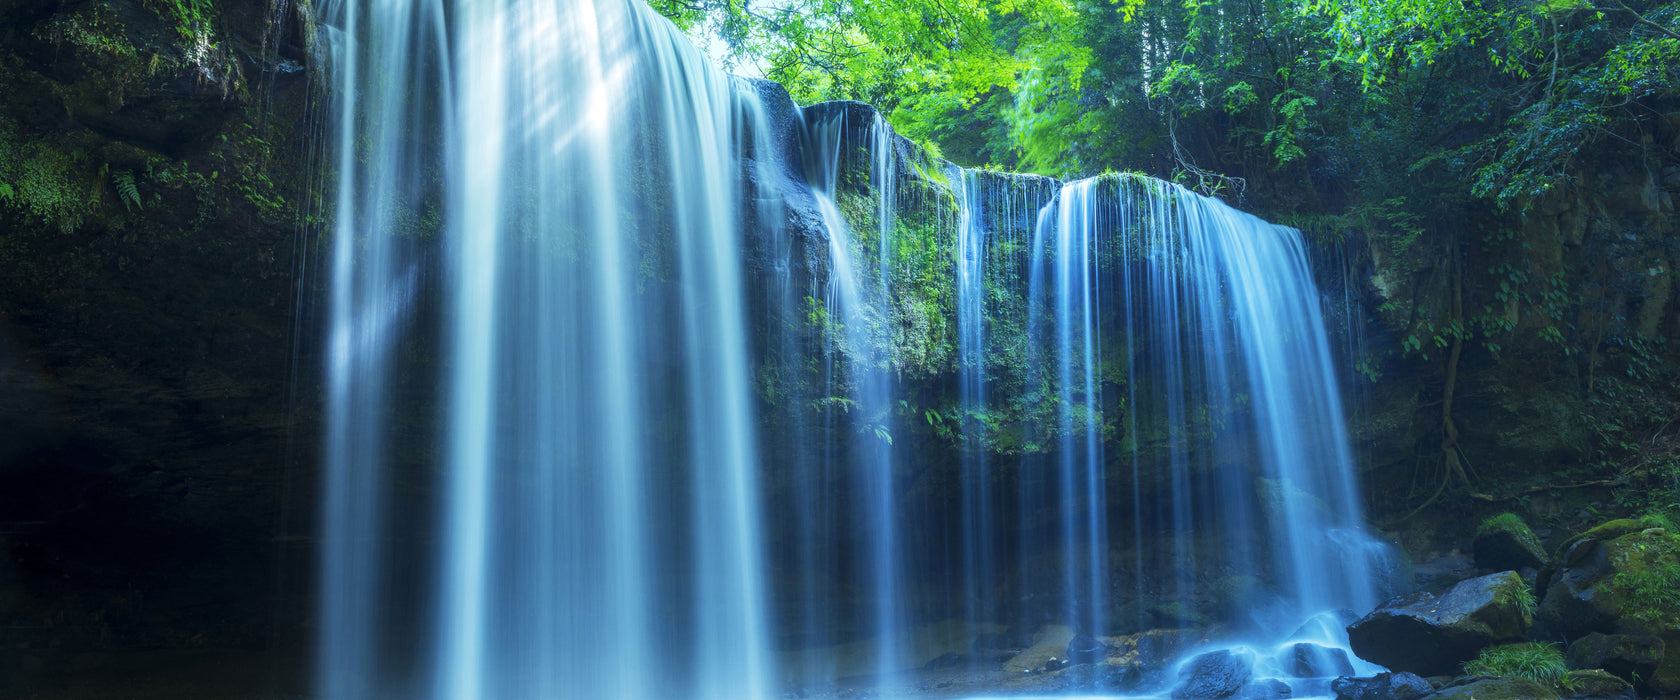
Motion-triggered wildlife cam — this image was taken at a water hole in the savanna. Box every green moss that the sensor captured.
[1478,512,1546,562]
[1556,519,1645,558]
[1463,643,1568,688]
[1478,512,1531,537]
[1603,531,1680,625]
[0,118,104,232]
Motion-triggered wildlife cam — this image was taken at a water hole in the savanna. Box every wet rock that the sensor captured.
[1347,571,1531,676]
[1283,642,1355,677]
[1562,669,1635,700]
[1412,551,1476,593]
[1108,627,1206,667]
[1473,515,1547,571]
[1171,649,1254,699]
[1287,610,1361,641]
[1108,662,1172,692]
[1291,677,1335,698]
[1067,634,1111,664]
[923,652,965,669]
[1423,675,1558,700]
[1565,633,1663,685]
[1047,662,1162,693]
[1330,671,1433,700]
[1239,677,1292,699]
[1003,625,1074,672]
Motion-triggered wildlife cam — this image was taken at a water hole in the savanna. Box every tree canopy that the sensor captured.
[652,0,1678,212]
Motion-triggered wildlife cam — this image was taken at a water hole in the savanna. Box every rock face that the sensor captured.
[1424,676,1559,700]
[1172,649,1254,699]
[1347,571,1531,676]
[1566,633,1664,686]
[1537,527,1680,694]
[0,0,318,663]
[1330,672,1434,700]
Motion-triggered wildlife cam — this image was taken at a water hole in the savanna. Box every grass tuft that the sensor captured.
[1463,642,1567,687]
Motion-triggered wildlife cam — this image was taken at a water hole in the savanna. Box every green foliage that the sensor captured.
[1308,0,1680,210]
[1607,537,1680,624]
[144,0,217,40]
[1641,510,1678,532]
[214,124,289,222]
[0,118,100,232]
[113,170,142,212]
[1462,643,1568,687]
[1492,577,1538,619]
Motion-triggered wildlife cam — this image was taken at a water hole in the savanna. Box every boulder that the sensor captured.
[1423,676,1559,700]
[1565,633,1663,685]
[1067,634,1111,664]
[1330,672,1434,700]
[1347,571,1531,676]
[1562,669,1635,700]
[1535,526,1680,694]
[1283,642,1355,678]
[1473,515,1547,572]
[1411,551,1476,594]
[1172,649,1254,699]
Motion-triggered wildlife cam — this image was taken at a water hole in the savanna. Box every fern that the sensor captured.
[113,170,141,212]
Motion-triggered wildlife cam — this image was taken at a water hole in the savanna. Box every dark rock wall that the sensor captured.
[0,0,321,667]
[1342,113,1680,548]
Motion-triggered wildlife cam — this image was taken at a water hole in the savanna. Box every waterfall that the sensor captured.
[1020,175,1380,630]
[318,2,1388,697]
[320,0,772,697]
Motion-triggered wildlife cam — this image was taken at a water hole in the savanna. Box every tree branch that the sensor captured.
[1564,1,1680,40]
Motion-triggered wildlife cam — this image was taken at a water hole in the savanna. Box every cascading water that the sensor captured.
[1024,175,1383,630]
[320,0,772,697]
[319,2,1394,697]
[805,111,907,686]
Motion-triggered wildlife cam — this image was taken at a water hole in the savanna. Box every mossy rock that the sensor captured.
[1552,519,1645,562]
[1538,526,1680,693]
[1474,513,1546,571]
[1348,571,1532,677]
[1565,632,1663,686]
[1560,669,1634,700]
[1424,675,1559,700]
